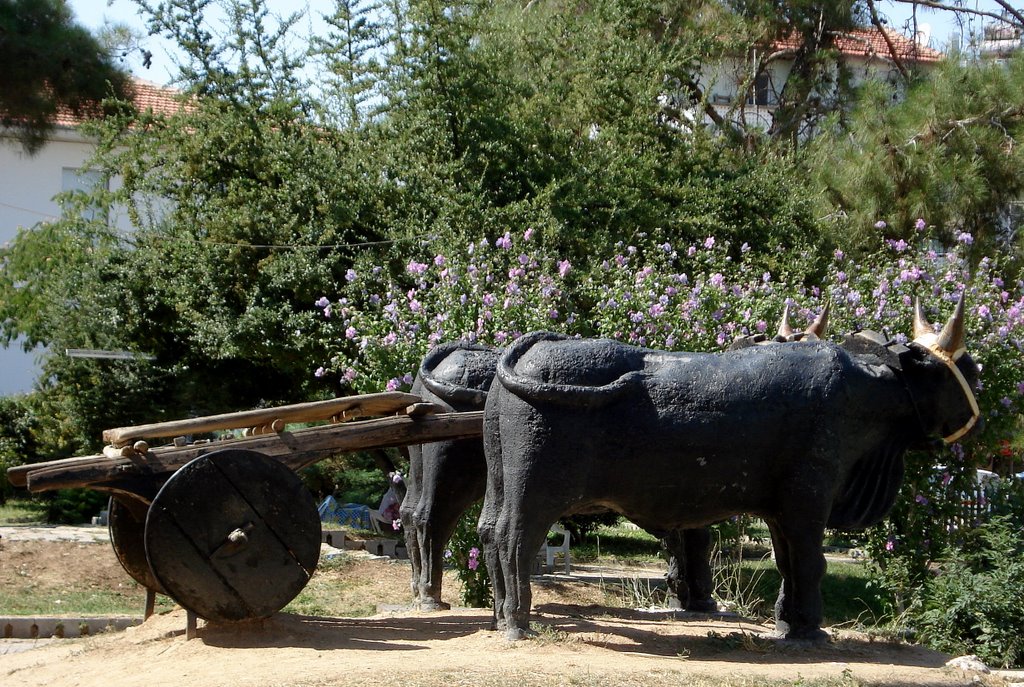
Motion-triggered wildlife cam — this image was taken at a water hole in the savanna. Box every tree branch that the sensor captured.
[992,0,1024,27]
[889,0,1021,28]
[866,0,909,80]
[905,103,1024,147]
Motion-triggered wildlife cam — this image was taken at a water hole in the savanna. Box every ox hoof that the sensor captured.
[686,598,720,614]
[779,625,831,643]
[416,599,451,612]
[504,625,536,641]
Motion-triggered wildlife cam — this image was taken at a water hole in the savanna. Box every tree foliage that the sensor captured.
[0,0,132,152]
[807,54,1024,258]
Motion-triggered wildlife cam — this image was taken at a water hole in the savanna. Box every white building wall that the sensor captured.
[0,127,133,396]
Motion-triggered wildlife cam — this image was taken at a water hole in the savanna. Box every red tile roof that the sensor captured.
[52,79,184,128]
[772,27,943,64]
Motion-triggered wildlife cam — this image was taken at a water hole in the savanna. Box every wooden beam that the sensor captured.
[101,392,422,447]
[22,411,484,494]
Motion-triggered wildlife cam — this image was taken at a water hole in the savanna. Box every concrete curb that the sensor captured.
[1,616,142,639]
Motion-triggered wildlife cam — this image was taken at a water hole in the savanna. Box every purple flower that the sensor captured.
[386,378,401,391]
[704,236,715,249]
[687,246,696,257]
[558,260,572,278]
[874,220,887,229]
[314,366,326,378]
[345,326,357,339]
[406,260,428,275]
[342,368,357,382]
[518,253,530,266]
[524,228,534,241]
[834,249,844,261]
[915,494,929,506]
[885,538,895,551]
[915,218,927,231]
[496,232,512,249]
[709,273,725,288]
[741,242,750,253]
[434,255,446,267]
[315,296,330,309]
[956,231,974,245]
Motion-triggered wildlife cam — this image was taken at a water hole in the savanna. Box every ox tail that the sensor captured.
[827,440,907,530]
[495,331,643,407]
[418,340,495,407]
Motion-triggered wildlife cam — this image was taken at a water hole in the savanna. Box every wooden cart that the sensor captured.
[6,392,483,634]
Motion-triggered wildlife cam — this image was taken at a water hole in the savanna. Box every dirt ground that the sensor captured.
[0,528,1011,687]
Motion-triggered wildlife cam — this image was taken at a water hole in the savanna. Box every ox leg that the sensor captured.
[683,528,716,612]
[400,447,424,603]
[768,519,828,642]
[664,528,716,612]
[496,508,552,640]
[663,530,688,609]
[479,426,507,631]
[477,496,505,631]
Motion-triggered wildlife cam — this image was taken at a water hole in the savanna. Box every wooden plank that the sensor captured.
[22,411,484,493]
[102,392,422,447]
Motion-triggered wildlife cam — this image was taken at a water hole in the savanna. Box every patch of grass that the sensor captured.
[727,558,885,628]
[0,585,174,616]
[572,522,663,564]
[0,497,48,524]
[284,555,410,618]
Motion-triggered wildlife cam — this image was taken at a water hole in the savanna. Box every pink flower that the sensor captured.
[558,260,572,278]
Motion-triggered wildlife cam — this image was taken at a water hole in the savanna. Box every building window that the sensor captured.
[61,167,108,223]
[747,72,772,107]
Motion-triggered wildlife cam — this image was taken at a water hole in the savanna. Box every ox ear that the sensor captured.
[777,303,795,338]
[913,298,933,339]
[806,300,830,339]
[936,292,967,354]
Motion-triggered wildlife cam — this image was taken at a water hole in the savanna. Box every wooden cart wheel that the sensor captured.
[144,448,321,623]
[108,495,166,594]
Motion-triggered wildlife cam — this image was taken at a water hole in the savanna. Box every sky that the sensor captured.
[65,1,1017,87]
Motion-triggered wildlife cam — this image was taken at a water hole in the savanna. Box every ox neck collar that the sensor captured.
[909,334,980,444]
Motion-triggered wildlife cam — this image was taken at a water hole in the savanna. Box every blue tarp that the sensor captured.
[318,495,372,530]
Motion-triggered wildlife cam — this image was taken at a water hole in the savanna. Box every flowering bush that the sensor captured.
[444,501,492,608]
[313,219,1024,617]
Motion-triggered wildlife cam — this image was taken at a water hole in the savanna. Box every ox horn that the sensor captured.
[935,292,967,354]
[913,298,933,339]
[806,300,830,339]
[777,303,795,338]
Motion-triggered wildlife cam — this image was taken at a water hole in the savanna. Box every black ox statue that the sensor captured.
[404,308,830,612]
[402,342,718,612]
[480,298,980,641]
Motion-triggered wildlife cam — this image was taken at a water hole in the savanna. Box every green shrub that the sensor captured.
[447,501,491,608]
[45,488,108,525]
[914,515,1024,669]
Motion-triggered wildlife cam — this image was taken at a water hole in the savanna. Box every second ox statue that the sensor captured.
[480,298,980,641]
[401,341,719,611]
